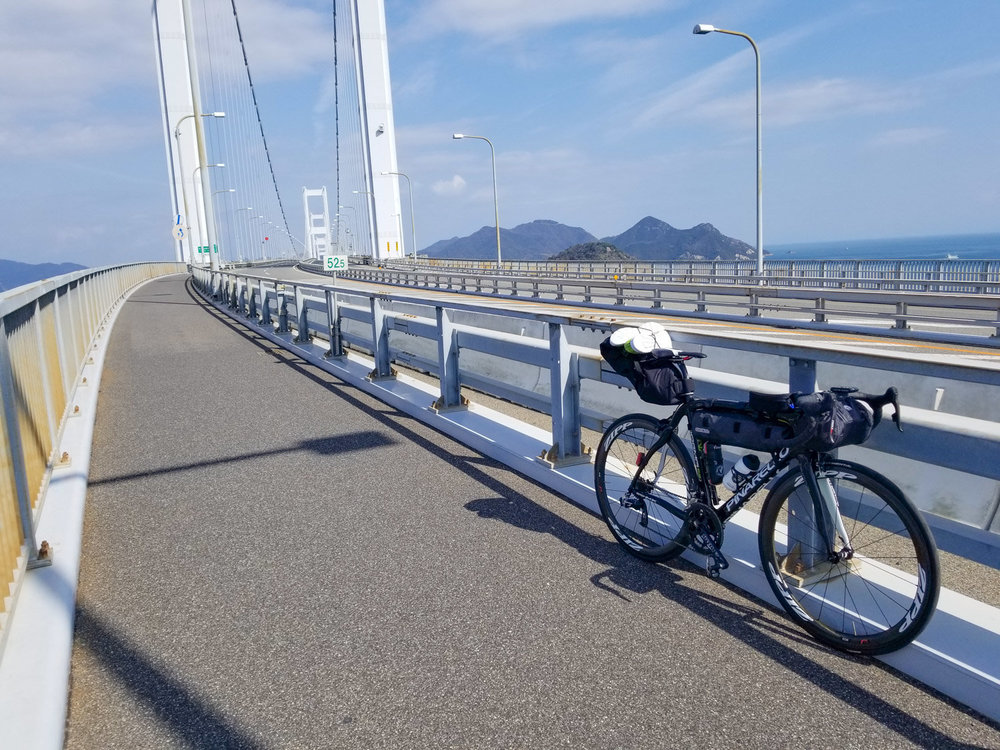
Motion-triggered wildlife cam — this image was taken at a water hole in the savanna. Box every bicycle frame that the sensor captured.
[626,401,846,556]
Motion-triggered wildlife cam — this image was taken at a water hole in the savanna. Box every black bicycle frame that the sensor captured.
[626,403,833,538]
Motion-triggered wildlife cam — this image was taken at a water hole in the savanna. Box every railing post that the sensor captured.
[294,286,310,343]
[255,280,266,323]
[894,301,908,330]
[543,322,585,466]
[276,285,289,333]
[369,297,393,379]
[788,358,817,394]
[324,289,343,358]
[432,307,464,411]
[0,320,51,568]
[814,297,827,324]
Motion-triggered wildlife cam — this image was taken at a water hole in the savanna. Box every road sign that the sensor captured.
[172,225,187,240]
[321,254,348,273]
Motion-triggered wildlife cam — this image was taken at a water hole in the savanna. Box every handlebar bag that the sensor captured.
[794,392,875,452]
[600,338,693,406]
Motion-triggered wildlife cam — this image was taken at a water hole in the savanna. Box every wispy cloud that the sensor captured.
[404,0,674,38]
[866,127,946,149]
[432,174,466,195]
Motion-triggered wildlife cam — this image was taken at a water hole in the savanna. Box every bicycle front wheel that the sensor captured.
[759,458,939,655]
[594,414,697,562]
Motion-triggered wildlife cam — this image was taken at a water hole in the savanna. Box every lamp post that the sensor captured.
[453,133,501,267]
[234,206,254,262]
[212,188,236,263]
[172,111,224,263]
[381,170,417,262]
[191,163,225,267]
[693,24,763,277]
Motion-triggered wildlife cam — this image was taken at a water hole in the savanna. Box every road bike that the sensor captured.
[594,347,940,655]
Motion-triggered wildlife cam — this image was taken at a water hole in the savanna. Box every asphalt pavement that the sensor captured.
[64,275,1000,749]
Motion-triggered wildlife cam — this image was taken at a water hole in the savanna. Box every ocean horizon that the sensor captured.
[766,232,1000,262]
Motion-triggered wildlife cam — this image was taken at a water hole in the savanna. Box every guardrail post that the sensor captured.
[813,297,827,324]
[0,322,51,568]
[294,286,310,343]
[254,280,265,322]
[788,358,817,394]
[276,285,290,333]
[432,307,464,411]
[748,290,761,318]
[369,297,393,379]
[695,290,707,313]
[894,301,908,330]
[542,322,586,466]
[324,289,343,358]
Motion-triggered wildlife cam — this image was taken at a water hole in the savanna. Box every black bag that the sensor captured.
[689,402,802,451]
[690,392,876,454]
[793,392,875,452]
[600,338,693,406]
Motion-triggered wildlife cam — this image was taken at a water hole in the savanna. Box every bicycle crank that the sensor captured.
[687,504,728,579]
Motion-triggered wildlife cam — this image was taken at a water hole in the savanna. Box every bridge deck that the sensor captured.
[63,276,998,748]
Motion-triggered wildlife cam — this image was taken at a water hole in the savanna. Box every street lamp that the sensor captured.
[453,133,502,267]
[693,24,763,277]
[172,111,225,263]
[191,163,225,267]
[382,170,417,262]
[212,188,236,263]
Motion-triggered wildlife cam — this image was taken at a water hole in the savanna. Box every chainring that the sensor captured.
[686,503,725,555]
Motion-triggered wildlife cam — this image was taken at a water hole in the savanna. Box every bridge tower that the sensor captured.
[303,187,332,259]
[349,0,404,260]
[151,0,220,268]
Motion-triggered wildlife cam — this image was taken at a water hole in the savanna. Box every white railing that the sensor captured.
[0,263,185,653]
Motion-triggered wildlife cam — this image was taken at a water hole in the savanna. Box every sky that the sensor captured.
[1,0,999,269]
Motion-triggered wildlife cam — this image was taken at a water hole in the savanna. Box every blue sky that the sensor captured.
[1,0,998,269]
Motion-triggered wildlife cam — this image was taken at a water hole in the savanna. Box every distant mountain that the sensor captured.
[422,219,595,260]
[550,242,634,262]
[420,217,753,262]
[0,259,87,293]
[602,217,755,261]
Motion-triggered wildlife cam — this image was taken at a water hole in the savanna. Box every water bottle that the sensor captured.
[705,443,724,484]
[723,454,761,492]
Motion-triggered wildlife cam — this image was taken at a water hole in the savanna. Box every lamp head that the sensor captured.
[211,111,226,117]
[452,133,464,139]
[693,23,715,34]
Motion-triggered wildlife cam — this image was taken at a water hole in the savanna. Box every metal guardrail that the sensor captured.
[0,263,185,651]
[329,263,1000,344]
[197,266,1000,569]
[405,257,1000,293]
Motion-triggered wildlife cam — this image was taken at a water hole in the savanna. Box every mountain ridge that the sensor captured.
[421,217,753,261]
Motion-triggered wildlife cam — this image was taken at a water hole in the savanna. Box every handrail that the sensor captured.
[319,263,1000,345]
[0,262,186,654]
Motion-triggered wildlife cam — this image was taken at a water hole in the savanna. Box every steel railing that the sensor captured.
[196,265,1000,569]
[0,262,185,652]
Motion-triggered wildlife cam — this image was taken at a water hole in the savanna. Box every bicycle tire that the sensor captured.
[594,414,697,561]
[758,458,939,655]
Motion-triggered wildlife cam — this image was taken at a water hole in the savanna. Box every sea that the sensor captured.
[765,232,1000,262]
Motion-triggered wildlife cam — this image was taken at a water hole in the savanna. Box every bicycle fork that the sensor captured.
[795,454,854,563]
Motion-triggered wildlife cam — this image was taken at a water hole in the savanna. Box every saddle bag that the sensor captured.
[600,338,693,406]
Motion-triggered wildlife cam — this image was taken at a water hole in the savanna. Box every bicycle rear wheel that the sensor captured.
[594,414,696,561]
[758,458,939,655]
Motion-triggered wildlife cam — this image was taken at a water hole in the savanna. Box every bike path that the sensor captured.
[62,275,999,748]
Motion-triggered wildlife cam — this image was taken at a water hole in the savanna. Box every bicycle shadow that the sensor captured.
[464,494,997,746]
